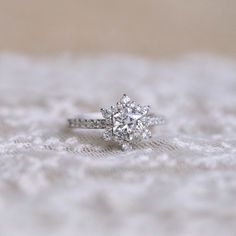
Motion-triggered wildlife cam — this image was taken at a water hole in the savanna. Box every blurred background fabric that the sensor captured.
[0,1,236,236]
[0,54,236,236]
[0,0,236,57]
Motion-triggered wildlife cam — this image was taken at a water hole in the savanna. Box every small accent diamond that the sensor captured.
[120,94,131,104]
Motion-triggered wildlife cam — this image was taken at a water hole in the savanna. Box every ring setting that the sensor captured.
[68,94,166,151]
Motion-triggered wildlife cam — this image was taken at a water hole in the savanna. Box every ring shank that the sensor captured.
[68,118,108,129]
[68,113,166,129]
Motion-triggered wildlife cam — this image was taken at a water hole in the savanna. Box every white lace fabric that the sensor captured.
[0,54,236,236]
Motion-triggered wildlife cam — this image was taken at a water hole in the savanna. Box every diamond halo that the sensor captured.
[101,94,154,151]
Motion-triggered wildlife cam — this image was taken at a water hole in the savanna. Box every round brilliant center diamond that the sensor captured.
[101,94,152,150]
[112,107,145,141]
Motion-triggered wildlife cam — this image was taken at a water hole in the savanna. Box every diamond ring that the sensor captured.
[68,94,166,151]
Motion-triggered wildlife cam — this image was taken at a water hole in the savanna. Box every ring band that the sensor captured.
[68,113,165,130]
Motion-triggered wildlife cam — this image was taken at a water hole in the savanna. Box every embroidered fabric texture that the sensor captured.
[0,54,236,236]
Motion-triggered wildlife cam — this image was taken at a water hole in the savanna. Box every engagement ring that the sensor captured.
[68,94,166,151]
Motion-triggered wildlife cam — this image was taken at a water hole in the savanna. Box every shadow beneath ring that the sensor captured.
[59,126,178,157]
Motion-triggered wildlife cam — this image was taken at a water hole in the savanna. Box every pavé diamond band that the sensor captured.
[68,94,166,151]
[68,113,165,129]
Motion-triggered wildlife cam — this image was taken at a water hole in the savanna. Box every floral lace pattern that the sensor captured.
[0,54,236,236]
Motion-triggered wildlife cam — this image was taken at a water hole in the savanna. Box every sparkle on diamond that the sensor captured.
[113,107,145,141]
[101,95,151,150]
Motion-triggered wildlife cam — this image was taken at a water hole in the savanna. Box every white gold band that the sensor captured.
[68,113,166,129]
